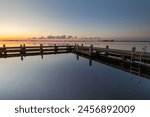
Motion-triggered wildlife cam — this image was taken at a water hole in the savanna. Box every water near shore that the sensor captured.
[0,41,150,99]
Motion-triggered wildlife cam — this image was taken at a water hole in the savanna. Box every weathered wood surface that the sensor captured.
[74,45,150,63]
[0,44,74,56]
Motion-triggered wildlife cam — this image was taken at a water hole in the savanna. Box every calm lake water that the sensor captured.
[0,41,150,99]
[0,53,150,100]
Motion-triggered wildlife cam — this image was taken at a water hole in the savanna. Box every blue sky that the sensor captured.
[0,0,150,39]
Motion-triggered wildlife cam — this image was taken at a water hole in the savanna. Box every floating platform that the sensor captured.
[0,44,150,78]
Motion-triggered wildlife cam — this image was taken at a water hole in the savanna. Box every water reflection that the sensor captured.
[0,53,150,99]
[20,54,44,61]
[76,53,150,80]
[1,51,150,79]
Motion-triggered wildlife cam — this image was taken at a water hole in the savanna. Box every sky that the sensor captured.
[0,0,150,40]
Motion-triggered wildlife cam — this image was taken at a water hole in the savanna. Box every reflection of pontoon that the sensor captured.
[76,53,150,79]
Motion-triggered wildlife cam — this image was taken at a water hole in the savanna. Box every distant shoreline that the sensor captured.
[0,39,150,42]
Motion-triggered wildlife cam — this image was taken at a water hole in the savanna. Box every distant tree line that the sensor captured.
[30,35,102,40]
[31,35,76,39]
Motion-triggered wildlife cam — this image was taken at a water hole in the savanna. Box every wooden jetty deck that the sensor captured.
[0,44,73,58]
[74,44,150,63]
[0,44,150,78]
[0,44,150,63]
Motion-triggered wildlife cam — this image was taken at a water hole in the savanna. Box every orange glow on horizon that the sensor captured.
[0,36,28,40]
[0,33,31,40]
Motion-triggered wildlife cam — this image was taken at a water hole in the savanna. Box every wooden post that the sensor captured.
[20,44,24,61]
[67,44,69,53]
[74,43,77,53]
[0,45,2,55]
[105,45,109,56]
[122,56,125,60]
[20,45,23,54]
[89,44,93,56]
[81,44,84,50]
[23,44,26,54]
[68,44,72,52]
[120,61,124,67]
[131,47,136,62]
[40,44,43,54]
[74,43,77,52]
[54,44,57,53]
[132,47,136,52]
[3,44,6,55]
[106,45,109,49]
[95,50,99,55]
[77,45,79,52]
